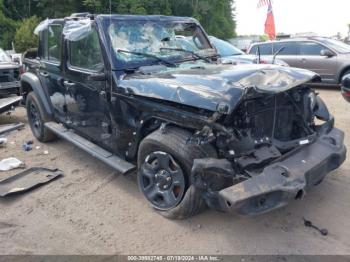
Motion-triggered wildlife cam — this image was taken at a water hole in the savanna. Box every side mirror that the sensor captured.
[88,72,106,81]
[320,49,334,57]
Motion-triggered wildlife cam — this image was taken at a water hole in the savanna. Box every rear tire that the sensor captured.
[137,127,217,219]
[26,91,57,142]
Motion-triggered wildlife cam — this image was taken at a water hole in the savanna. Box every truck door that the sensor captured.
[63,28,115,151]
[37,23,66,122]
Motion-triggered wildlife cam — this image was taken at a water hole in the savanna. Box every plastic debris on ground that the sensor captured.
[0,167,64,197]
[0,123,25,135]
[0,158,25,171]
[0,138,7,148]
[22,140,34,151]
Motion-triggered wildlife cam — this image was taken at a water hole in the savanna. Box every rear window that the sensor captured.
[249,42,297,55]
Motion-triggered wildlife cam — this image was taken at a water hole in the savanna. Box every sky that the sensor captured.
[235,0,350,37]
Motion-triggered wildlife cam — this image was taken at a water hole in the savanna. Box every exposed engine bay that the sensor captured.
[188,84,344,215]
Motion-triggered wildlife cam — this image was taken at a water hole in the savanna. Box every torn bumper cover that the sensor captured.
[192,127,346,215]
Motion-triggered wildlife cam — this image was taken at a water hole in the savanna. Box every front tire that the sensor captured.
[137,127,216,219]
[26,92,57,142]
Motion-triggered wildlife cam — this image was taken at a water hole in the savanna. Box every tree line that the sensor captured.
[0,0,236,52]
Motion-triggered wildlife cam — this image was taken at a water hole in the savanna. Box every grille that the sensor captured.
[0,68,20,82]
[235,93,305,142]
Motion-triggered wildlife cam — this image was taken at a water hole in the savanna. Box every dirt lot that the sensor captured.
[0,87,349,255]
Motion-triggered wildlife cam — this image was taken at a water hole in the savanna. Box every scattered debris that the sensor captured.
[0,167,63,197]
[0,123,25,135]
[43,150,49,155]
[303,217,328,236]
[22,140,34,151]
[0,138,7,148]
[0,157,25,171]
[35,146,40,150]
[26,140,34,145]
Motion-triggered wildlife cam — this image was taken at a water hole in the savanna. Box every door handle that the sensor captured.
[63,80,76,87]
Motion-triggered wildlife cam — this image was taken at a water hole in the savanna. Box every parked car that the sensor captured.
[248,37,350,85]
[21,14,346,219]
[209,36,289,66]
[0,48,22,113]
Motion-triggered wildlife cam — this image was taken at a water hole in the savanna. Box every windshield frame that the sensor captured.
[98,15,216,70]
[0,48,12,63]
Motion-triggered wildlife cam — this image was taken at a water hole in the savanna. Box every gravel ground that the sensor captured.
[0,87,349,255]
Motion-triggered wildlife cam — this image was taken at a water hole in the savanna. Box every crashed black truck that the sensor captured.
[21,13,346,219]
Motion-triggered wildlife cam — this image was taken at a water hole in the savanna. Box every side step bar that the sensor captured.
[44,122,136,175]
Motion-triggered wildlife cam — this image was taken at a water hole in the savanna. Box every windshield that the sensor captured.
[320,38,350,53]
[107,20,215,68]
[0,48,11,63]
[210,37,244,57]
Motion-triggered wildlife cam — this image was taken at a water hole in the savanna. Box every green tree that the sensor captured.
[14,16,40,52]
[169,0,236,39]
[0,0,236,51]
[0,10,18,49]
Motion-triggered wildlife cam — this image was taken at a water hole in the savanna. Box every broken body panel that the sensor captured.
[22,14,346,216]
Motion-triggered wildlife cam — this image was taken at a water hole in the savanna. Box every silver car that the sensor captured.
[209,36,288,66]
[248,37,350,85]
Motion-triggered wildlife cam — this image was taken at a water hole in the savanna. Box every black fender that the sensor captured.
[20,72,53,116]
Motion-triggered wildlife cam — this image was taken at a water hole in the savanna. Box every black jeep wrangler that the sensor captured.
[21,13,346,219]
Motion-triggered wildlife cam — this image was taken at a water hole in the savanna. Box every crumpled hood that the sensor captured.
[118,64,318,113]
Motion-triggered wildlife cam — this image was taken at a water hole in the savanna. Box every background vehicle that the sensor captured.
[21,14,346,219]
[0,48,21,96]
[0,48,22,113]
[248,37,350,85]
[209,36,289,66]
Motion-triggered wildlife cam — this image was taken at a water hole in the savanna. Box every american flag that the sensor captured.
[257,0,272,8]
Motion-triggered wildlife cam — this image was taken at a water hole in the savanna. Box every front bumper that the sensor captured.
[0,81,20,95]
[196,127,346,215]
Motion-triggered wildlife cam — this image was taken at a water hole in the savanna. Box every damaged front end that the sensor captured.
[188,71,346,215]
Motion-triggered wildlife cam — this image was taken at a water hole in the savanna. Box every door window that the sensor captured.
[69,29,104,71]
[270,42,297,55]
[299,42,324,56]
[47,25,62,62]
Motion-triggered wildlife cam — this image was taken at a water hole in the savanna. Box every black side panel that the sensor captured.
[20,72,53,115]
